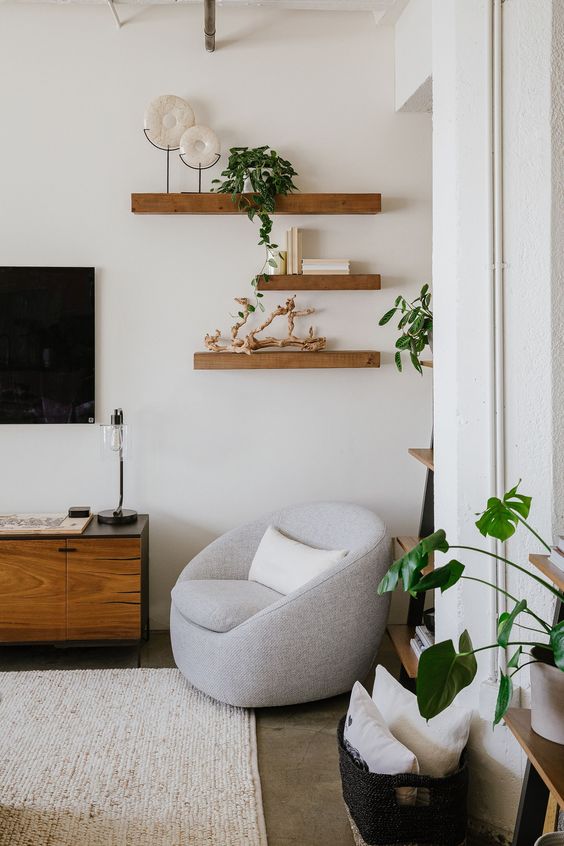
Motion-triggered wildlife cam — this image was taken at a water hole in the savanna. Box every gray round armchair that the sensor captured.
[170,502,391,708]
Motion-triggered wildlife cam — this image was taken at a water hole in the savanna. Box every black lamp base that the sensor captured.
[97,509,138,525]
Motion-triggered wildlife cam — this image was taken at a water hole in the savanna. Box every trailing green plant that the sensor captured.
[377,482,564,725]
[212,146,298,314]
[379,284,432,374]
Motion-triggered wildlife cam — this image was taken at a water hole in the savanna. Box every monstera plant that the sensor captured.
[378,483,564,729]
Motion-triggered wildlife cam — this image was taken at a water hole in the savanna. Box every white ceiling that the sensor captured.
[5,0,410,24]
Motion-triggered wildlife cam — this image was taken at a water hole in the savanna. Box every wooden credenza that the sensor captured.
[0,515,149,645]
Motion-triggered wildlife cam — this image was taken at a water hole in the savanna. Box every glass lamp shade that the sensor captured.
[98,408,137,525]
[100,422,129,460]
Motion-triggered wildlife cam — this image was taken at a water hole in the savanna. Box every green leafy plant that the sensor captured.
[377,482,564,725]
[212,146,298,313]
[379,284,432,374]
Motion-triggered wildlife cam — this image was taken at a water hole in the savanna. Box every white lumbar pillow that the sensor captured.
[248,525,347,595]
[344,682,419,806]
[372,665,472,778]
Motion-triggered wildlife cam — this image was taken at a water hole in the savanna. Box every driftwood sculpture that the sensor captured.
[205,296,327,355]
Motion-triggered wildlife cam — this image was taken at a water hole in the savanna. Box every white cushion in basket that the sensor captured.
[344,682,419,806]
[372,665,472,778]
[248,525,347,595]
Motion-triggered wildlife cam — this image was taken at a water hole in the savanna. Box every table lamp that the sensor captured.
[98,408,138,525]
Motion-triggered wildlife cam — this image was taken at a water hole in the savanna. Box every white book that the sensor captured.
[410,638,423,659]
[415,625,435,649]
[286,229,293,276]
[302,258,350,265]
[302,264,350,271]
[302,269,351,275]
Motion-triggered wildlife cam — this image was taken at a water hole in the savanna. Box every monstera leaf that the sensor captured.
[417,630,477,719]
[411,560,465,596]
[497,600,527,648]
[377,530,449,595]
[475,482,532,541]
[549,620,564,671]
[494,671,513,725]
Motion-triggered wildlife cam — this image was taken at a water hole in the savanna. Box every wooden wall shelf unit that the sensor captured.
[508,555,563,845]
[194,351,380,370]
[408,448,435,472]
[421,360,433,368]
[529,553,564,593]
[257,274,381,291]
[505,710,564,809]
[0,517,149,646]
[131,193,382,215]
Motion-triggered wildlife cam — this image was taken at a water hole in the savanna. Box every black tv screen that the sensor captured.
[0,267,95,424]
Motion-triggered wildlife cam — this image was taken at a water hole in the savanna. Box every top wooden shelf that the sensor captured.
[529,553,564,593]
[131,193,382,215]
[504,709,564,807]
[408,448,434,472]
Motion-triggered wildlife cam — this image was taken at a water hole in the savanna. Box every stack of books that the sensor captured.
[302,259,351,275]
[410,624,435,660]
[285,227,303,275]
[548,538,564,573]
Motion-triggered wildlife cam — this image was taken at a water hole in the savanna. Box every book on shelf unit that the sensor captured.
[286,227,303,275]
[302,259,351,275]
[415,624,435,649]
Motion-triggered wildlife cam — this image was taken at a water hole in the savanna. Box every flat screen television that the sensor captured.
[0,267,95,424]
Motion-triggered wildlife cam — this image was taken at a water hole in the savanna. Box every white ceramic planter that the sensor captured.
[534,833,564,845]
[530,653,564,745]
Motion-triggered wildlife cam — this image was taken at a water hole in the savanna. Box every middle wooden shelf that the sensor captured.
[256,274,381,291]
[194,350,380,370]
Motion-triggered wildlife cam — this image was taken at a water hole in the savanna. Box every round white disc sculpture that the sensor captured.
[144,95,195,149]
[179,125,221,168]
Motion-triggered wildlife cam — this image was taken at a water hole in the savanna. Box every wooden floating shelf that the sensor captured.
[421,360,433,368]
[131,193,382,215]
[194,351,380,370]
[529,553,564,593]
[408,448,434,472]
[257,274,381,291]
[387,624,419,680]
[504,709,564,807]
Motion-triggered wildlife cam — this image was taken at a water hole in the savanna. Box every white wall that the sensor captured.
[0,5,432,628]
[432,0,563,841]
[395,0,432,112]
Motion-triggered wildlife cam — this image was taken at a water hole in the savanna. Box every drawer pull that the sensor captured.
[58,547,77,553]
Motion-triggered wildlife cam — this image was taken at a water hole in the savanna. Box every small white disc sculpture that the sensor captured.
[179,125,221,168]
[144,95,195,149]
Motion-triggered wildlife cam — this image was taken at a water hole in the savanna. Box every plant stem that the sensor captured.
[510,659,538,679]
[452,545,564,601]
[515,515,551,552]
[461,576,552,631]
[462,641,550,657]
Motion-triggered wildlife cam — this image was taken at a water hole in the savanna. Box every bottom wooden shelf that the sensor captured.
[387,624,419,679]
[504,708,564,807]
[194,351,380,370]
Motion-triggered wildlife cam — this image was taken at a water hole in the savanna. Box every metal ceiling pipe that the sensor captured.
[204,0,216,52]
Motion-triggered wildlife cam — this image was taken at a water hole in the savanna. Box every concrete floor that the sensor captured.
[0,633,485,846]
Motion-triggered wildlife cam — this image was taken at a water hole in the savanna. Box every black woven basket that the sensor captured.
[337,716,468,846]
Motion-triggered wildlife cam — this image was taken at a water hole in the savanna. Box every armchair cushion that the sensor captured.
[172,578,283,633]
[249,524,348,594]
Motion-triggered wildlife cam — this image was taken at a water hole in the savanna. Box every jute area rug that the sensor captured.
[0,668,268,846]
